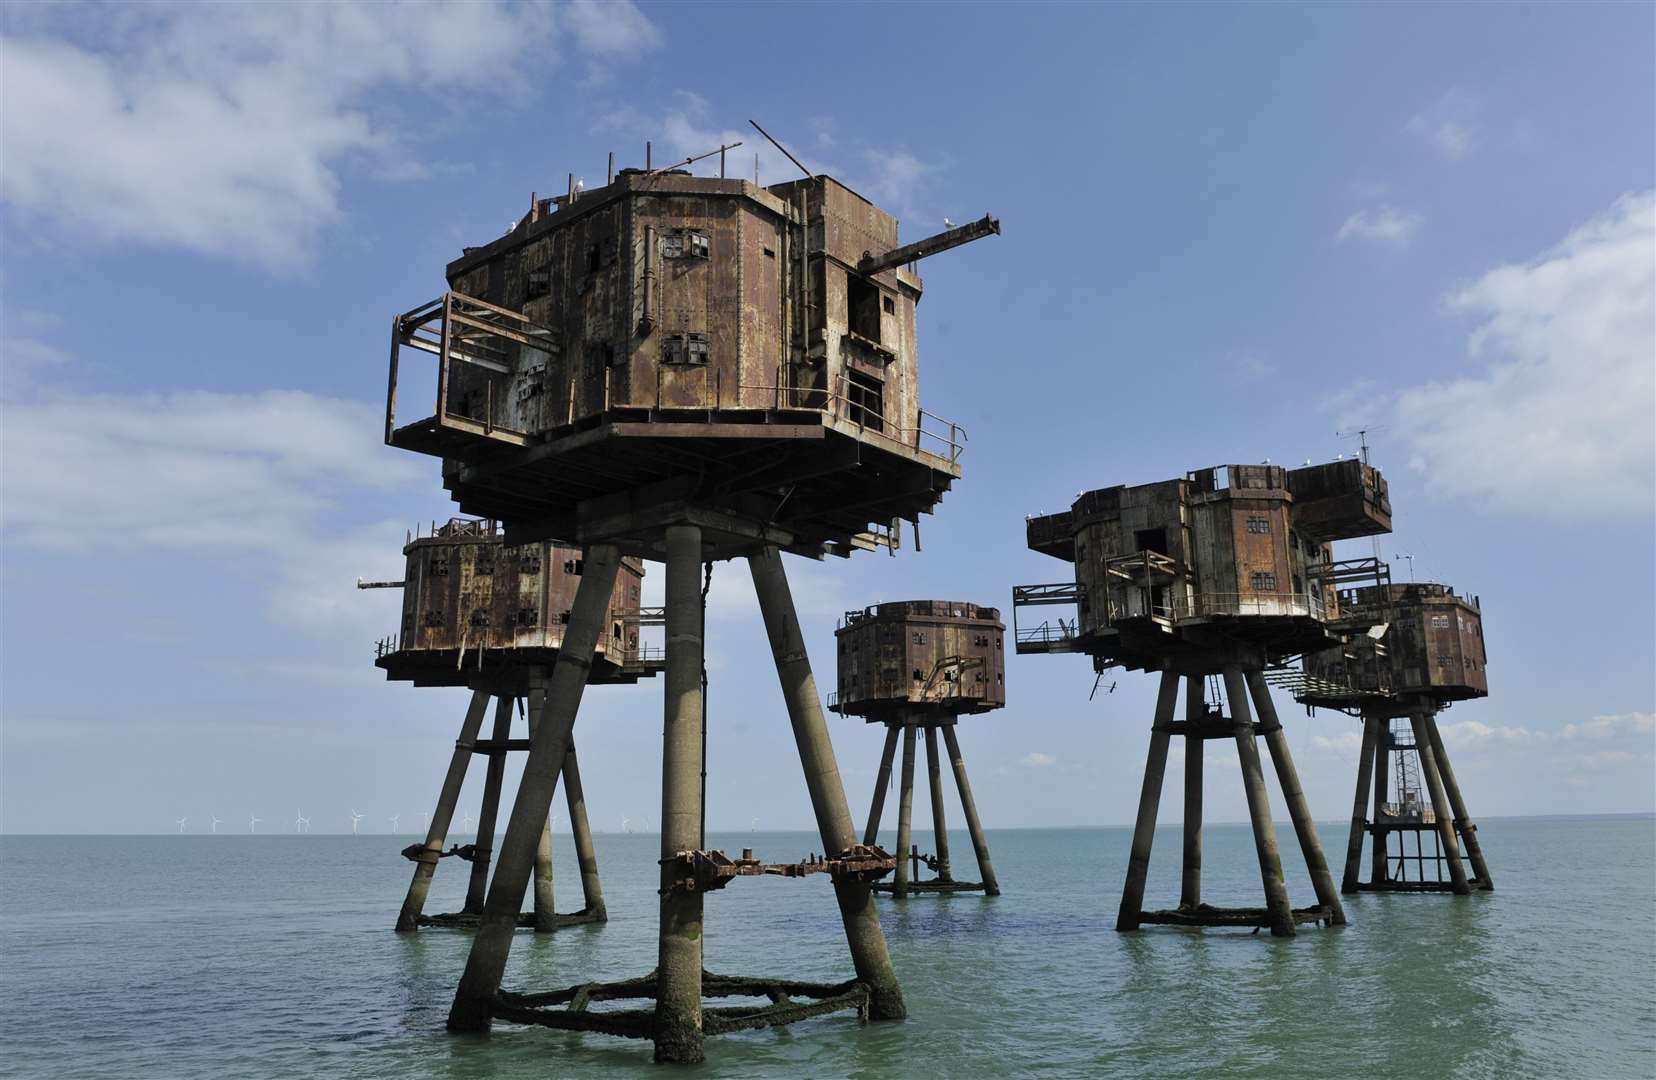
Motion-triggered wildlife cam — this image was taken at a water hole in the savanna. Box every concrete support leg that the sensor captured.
[1224,666,1294,937]
[1409,708,1471,896]
[463,695,514,915]
[749,545,905,1021]
[1424,712,1493,891]
[655,524,706,1064]
[894,723,917,898]
[1343,716,1381,895]
[528,695,556,932]
[1116,669,1180,932]
[446,545,621,1033]
[1180,675,1203,911]
[562,742,607,918]
[397,689,490,932]
[863,724,900,846]
[923,725,953,881]
[1371,724,1391,886]
[1249,672,1346,926]
[942,724,1000,896]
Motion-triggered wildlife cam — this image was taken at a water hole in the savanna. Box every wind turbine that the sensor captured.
[350,810,364,836]
[751,816,759,833]
[295,809,309,834]
[621,815,634,835]
[389,813,401,833]
[248,813,261,834]
[460,810,475,833]
[176,816,188,834]
[210,814,222,834]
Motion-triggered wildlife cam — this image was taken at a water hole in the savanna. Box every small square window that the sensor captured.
[1250,571,1279,590]
[558,610,572,625]
[660,233,685,259]
[882,296,895,315]
[1247,516,1271,534]
[585,243,601,273]
[526,265,552,300]
[474,555,494,576]
[517,608,539,627]
[685,333,709,365]
[469,609,490,628]
[520,553,542,575]
[763,246,776,259]
[912,632,926,644]
[430,557,449,576]
[688,232,710,259]
[424,610,444,627]
[564,559,584,576]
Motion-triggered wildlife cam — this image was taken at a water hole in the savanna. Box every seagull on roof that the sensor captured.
[575,177,586,194]
[943,217,957,229]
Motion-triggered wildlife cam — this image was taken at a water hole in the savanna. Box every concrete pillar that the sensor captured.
[562,742,607,918]
[1248,671,1346,926]
[1423,711,1493,891]
[1371,722,1391,886]
[1180,675,1203,911]
[397,689,490,932]
[941,724,1000,896]
[1116,669,1180,932]
[655,523,706,1064]
[863,723,900,846]
[749,544,905,1021]
[894,723,917,898]
[1409,708,1471,895]
[527,692,557,932]
[923,725,953,881]
[1342,715,1381,895]
[1224,665,1294,937]
[464,695,515,914]
[447,545,621,1034]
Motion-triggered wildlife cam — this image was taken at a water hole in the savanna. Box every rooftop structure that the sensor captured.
[831,601,1006,897]
[384,166,997,561]
[1014,458,1395,937]
[1016,460,1391,672]
[371,517,662,694]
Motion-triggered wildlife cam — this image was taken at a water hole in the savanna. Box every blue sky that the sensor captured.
[2,1,1652,835]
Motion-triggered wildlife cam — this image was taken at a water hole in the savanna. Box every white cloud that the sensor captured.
[1389,191,1656,516]
[0,1,659,269]
[563,0,661,54]
[1336,205,1422,246]
[1559,712,1655,741]
[0,383,428,641]
[1406,89,1478,159]
[1021,751,1057,767]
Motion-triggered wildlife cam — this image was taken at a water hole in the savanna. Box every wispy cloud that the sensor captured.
[0,381,429,642]
[0,1,660,269]
[1384,191,1655,516]
[1021,751,1057,768]
[1406,88,1479,159]
[1336,205,1423,247]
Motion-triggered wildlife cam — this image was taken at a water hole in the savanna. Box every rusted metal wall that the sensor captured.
[438,172,923,438]
[835,601,1005,719]
[394,520,645,665]
[1305,583,1488,701]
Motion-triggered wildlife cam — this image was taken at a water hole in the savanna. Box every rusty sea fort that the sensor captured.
[2,817,1652,1078]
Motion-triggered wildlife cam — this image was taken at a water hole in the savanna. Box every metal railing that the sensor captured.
[385,292,556,447]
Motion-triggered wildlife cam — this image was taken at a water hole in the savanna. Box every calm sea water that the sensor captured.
[2,818,1652,1079]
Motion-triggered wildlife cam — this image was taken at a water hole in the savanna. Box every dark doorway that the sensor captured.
[845,369,884,432]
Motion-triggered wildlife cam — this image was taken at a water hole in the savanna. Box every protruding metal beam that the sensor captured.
[857,214,1000,278]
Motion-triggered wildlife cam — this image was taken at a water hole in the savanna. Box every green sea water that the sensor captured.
[2,818,1652,1078]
